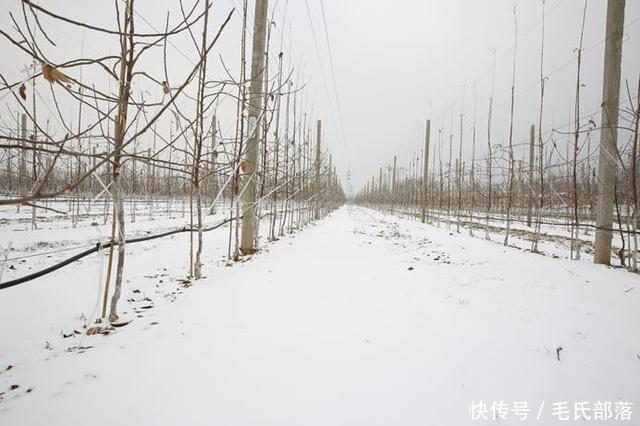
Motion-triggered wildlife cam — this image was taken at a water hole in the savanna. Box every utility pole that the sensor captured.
[315,119,321,220]
[594,0,625,265]
[240,0,269,254]
[527,124,535,227]
[421,119,431,223]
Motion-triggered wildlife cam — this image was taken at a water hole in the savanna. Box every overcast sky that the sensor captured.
[2,0,640,196]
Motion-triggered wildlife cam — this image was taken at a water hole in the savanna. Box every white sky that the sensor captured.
[1,0,639,196]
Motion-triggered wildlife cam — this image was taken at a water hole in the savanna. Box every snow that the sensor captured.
[393,206,629,265]
[0,205,638,425]
[0,199,228,254]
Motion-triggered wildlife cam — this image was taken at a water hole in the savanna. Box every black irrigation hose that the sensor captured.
[0,216,237,291]
[0,246,102,291]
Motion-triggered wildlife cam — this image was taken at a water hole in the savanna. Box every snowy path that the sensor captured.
[1,205,639,425]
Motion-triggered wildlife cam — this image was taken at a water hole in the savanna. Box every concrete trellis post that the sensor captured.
[315,119,321,220]
[527,124,535,227]
[240,0,269,254]
[421,119,431,223]
[595,0,625,265]
[379,167,383,203]
[391,155,397,212]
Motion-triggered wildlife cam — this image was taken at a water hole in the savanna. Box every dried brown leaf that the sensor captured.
[41,63,72,85]
[18,83,26,101]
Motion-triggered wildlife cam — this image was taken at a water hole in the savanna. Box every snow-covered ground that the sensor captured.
[0,205,638,425]
[390,206,632,266]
